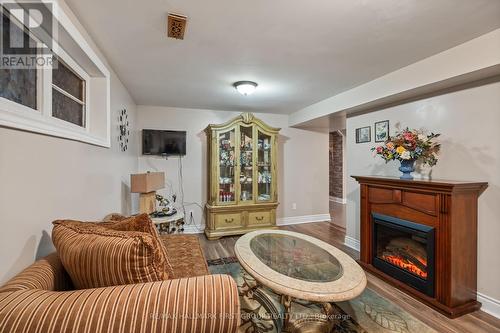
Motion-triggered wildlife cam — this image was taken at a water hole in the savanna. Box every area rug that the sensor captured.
[208,257,437,333]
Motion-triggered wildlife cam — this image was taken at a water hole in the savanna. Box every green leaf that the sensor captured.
[364,303,410,333]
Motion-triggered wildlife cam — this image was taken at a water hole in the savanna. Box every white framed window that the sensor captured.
[0,1,111,147]
[0,9,43,113]
[51,55,88,128]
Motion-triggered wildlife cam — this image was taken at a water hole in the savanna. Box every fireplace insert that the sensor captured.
[372,213,435,297]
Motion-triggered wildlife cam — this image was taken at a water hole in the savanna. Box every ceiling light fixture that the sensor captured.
[234,81,258,96]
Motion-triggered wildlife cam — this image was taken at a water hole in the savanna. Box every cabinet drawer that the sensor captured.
[248,211,272,226]
[214,213,243,229]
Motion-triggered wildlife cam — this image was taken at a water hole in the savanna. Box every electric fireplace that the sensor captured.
[372,213,434,297]
[353,176,488,318]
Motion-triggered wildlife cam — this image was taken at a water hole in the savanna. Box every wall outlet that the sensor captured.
[292,203,297,210]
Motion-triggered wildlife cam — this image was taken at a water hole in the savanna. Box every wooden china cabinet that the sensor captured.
[204,113,280,240]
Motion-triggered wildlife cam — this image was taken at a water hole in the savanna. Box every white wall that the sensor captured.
[136,106,330,229]
[345,81,500,305]
[0,0,139,284]
[0,72,138,284]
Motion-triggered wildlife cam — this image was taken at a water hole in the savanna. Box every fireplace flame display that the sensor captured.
[379,237,428,279]
[381,254,427,279]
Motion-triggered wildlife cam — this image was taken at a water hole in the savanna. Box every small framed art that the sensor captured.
[356,126,371,143]
[375,120,389,142]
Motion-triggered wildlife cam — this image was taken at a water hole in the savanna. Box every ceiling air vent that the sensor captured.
[167,13,187,40]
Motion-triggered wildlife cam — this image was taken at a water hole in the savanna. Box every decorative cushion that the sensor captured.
[52,214,173,289]
[105,214,174,277]
[102,213,127,222]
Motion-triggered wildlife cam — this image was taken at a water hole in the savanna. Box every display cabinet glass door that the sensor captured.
[218,128,236,203]
[257,130,272,201]
[239,125,253,203]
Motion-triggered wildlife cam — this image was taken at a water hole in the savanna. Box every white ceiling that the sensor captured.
[66,0,500,114]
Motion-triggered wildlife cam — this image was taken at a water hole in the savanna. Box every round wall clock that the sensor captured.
[118,109,130,151]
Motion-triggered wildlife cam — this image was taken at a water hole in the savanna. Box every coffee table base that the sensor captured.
[281,296,337,333]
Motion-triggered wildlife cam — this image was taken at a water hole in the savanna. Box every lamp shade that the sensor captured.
[131,172,165,193]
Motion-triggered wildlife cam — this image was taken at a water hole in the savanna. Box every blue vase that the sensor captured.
[399,159,415,180]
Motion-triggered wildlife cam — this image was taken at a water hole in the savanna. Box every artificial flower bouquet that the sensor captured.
[371,127,441,166]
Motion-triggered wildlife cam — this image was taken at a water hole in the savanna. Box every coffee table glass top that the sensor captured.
[249,233,343,282]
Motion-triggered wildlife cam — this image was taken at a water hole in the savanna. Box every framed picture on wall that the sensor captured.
[375,120,390,142]
[355,126,371,143]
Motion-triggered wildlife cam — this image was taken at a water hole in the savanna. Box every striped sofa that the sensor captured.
[0,235,240,333]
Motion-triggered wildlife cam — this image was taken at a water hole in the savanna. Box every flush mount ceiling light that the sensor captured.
[234,81,258,96]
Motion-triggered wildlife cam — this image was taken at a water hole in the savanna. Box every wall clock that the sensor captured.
[118,109,130,151]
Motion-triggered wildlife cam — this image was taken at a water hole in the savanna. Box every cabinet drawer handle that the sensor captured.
[256,216,264,221]
[225,218,234,223]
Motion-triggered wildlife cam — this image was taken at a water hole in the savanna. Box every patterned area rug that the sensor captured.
[208,257,436,333]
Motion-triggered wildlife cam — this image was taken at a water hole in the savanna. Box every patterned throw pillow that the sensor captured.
[105,214,174,277]
[52,214,173,289]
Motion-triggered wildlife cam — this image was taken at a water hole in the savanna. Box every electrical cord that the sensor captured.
[146,154,205,233]
[177,155,205,233]
[178,155,186,217]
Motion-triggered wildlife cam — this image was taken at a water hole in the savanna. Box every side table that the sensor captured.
[152,211,185,235]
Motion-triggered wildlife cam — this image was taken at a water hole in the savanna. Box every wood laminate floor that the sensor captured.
[197,222,500,333]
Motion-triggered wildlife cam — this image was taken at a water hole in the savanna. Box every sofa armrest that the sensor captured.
[0,253,72,293]
[0,274,240,333]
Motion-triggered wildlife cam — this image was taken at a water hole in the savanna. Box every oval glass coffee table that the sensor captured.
[235,229,366,332]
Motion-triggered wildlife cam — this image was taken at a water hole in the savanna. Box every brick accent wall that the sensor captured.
[329,131,343,198]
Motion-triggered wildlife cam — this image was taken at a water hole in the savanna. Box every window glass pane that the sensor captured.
[52,89,84,126]
[0,12,38,110]
[239,125,253,202]
[218,129,235,203]
[257,131,272,201]
[52,58,83,100]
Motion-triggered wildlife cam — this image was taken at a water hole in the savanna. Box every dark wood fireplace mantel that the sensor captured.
[352,175,488,318]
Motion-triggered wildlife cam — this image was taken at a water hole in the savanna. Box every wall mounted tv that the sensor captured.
[142,129,186,156]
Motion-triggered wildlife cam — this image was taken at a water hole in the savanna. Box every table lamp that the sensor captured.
[131,172,165,214]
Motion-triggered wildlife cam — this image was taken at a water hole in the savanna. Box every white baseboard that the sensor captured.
[477,292,500,318]
[340,238,500,319]
[344,235,360,252]
[277,214,331,226]
[329,196,347,204]
[182,224,205,234]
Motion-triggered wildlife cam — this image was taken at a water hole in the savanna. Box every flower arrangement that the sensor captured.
[371,127,441,166]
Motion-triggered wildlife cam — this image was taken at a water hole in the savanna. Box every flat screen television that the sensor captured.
[142,129,186,156]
